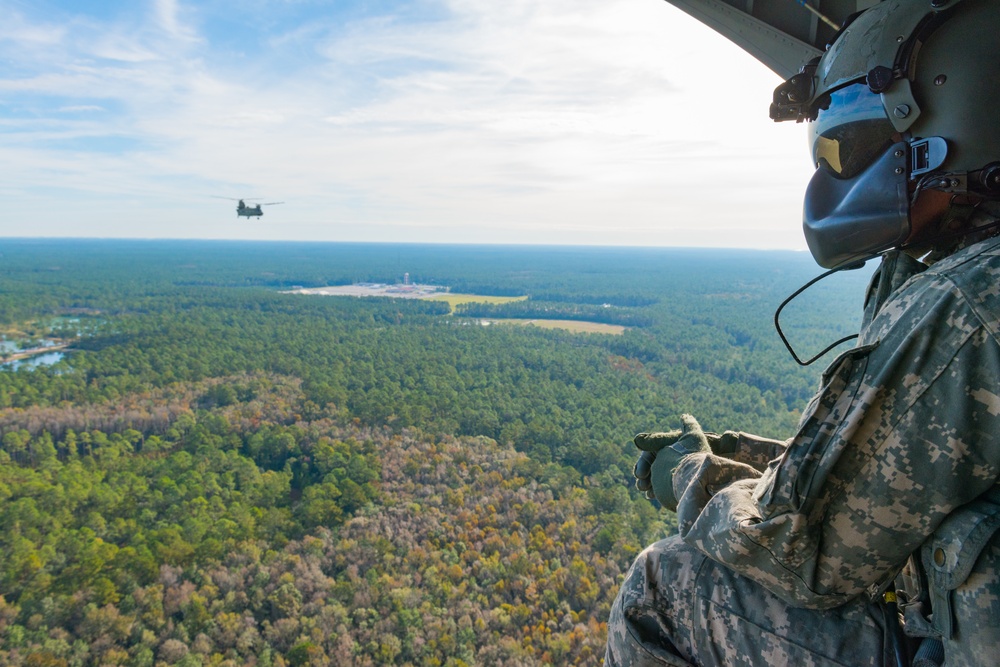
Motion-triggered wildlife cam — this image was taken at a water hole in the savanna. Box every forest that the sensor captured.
[0,239,873,666]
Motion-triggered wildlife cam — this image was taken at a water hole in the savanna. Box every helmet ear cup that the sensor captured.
[910,0,1000,177]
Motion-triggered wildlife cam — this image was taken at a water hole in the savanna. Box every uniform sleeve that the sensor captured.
[708,431,789,473]
[672,270,1000,609]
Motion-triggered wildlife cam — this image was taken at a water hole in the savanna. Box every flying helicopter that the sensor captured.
[214,197,284,218]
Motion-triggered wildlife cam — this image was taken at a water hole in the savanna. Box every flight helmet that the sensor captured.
[770,0,1000,268]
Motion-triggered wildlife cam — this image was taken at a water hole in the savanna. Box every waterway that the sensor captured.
[1,338,71,370]
[0,315,95,370]
[3,350,66,370]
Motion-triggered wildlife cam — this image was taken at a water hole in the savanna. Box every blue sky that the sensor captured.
[0,0,814,247]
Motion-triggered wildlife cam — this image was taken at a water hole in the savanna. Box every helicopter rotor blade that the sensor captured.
[212,196,283,206]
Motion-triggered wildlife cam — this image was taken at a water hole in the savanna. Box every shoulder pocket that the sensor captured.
[757,343,878,518]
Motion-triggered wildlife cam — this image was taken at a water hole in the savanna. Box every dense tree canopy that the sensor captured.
[0,239,871,666]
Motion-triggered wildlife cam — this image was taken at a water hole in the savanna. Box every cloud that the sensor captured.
[0,0,812,249]
[57,105,106,113]
[0,11,66,46]
[153,0,200,42]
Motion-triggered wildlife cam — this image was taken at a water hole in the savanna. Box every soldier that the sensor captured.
[606,1,1000,665]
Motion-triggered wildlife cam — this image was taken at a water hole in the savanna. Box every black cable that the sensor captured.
[775,214,1000,366]
[773,258,871,366]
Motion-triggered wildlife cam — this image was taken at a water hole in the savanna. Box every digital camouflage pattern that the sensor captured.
[605,536,890,666]
[608,235,1000,666]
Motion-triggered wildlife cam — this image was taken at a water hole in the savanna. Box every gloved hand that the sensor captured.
[632,414,712,511]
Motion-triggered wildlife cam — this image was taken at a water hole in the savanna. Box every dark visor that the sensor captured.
[810,84,897,180]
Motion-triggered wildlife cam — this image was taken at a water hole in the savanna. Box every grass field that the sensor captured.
[429,293,528,313]
[482,318,626,335]
[425,294,624,334]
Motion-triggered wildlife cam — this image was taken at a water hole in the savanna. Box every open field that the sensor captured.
[428,293,528,313]
[284,286,528,315]
[480,318,626,335]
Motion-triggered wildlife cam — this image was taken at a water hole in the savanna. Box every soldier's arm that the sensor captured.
[706,431,788,473]
[671,266,1000,609]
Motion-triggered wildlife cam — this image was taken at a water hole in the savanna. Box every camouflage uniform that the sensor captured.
[607,235,1000,666]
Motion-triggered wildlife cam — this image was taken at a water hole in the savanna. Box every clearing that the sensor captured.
[478,318,626,335]
[428,293,528,313]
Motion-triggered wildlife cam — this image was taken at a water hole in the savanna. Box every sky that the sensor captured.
[0,0,816,248]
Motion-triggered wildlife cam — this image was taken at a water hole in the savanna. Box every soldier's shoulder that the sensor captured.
[930,236,1000,340]
[929,235,1000,278]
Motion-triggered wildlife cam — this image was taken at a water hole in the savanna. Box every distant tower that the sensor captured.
[404,272,410,285]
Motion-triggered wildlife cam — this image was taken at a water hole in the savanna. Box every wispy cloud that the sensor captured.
[57,105,106,113]
[0,11,67,46]
[153,0,197,41]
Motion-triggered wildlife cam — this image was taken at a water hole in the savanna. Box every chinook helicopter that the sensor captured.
[215,197,284,218]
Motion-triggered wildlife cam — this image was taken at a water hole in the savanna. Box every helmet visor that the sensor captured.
[810,85,897,180]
